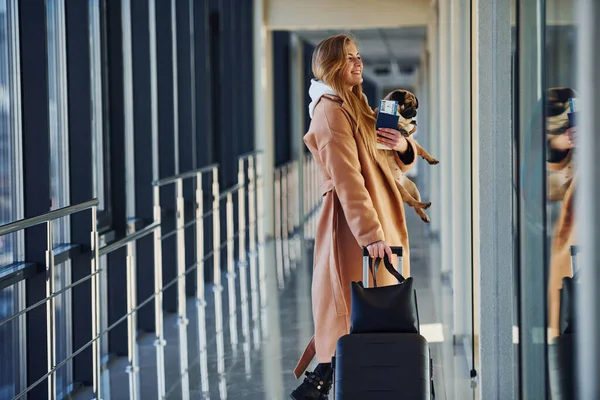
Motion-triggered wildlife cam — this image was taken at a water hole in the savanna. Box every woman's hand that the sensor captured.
[549,128,577,150]
[377,128,409,153]
[366,240,393,261]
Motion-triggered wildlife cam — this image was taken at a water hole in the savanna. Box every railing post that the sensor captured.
[247,156,260,346]
[125,241,140,400]
[256,153,265,246]
[211,167,226,393]
[195,172,210,396]
[237,158,252,376]
[226,192,238,347]
[274,169,284,289]
[237,159,247,267]
[282,164,290,278]
[46,220,56,400]
[152,184,166,398]
[256,153,269,337]
[175,179,190,400]
[90,205,103,400]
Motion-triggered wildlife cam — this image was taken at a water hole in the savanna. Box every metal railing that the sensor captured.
[272,154,323,291]
[0,199,102,400]
[0,149,334,400]
[0,151,268,400]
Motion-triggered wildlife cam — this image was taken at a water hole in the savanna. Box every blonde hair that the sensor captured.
[312,34,378,159]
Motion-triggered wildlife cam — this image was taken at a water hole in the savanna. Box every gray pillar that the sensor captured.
[474,0,515,398]
[290,33,304,226]
[253,0,275,237]
[439,0,453,276]
[427,11,441,235]
[576,1,600,397]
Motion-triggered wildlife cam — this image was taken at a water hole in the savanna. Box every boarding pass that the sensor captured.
[379,99,398,115]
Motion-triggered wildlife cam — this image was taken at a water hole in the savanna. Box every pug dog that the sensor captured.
[383,89,439,165]
[376,89,439,223]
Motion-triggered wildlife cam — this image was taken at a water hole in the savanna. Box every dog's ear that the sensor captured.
[389,90,407,105]
[383,91,396,101]
[414,96,419,109]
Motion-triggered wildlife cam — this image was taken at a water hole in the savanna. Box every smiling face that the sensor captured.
[342,41,363,88]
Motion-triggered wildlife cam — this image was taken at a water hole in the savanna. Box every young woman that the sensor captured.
[290,34,418,400]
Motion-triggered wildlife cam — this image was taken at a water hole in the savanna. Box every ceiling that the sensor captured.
[295,27,428,87]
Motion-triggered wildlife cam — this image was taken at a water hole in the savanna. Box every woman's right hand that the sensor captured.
[366,240,393,261]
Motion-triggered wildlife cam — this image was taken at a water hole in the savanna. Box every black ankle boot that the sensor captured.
[290,363,333,400]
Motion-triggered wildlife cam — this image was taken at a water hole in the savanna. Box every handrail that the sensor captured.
[152,163,218,187]
[0,199,99,237]
[218,183,243,200]
[98,222,160,257]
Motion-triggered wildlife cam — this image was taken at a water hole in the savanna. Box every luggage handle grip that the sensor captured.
[362,246,404,288]
[362,246,403,258]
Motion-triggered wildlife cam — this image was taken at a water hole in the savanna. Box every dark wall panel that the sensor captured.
[20,1,51,397]
[105,0,128,355]
[65,0,95,385]
[156,0,177,313]
[131,0,155,332]
[273,31,291,166]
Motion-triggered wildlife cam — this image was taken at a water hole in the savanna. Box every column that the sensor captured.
[474,0,515,398]
[253,0,275,237]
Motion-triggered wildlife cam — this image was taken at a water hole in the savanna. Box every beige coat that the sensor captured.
[548,153,576,338]
[293,94,417,378]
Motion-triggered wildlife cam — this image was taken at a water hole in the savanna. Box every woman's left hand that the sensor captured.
[377,128,409,153]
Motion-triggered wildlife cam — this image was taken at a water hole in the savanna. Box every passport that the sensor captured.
[376,99,399,150]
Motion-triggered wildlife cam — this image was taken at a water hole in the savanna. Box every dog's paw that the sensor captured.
[421,215,431,223]
[422,202,432,210]
[429,159,440,165]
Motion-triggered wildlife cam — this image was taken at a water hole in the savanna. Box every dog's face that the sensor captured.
[383,89,419,137]
[384,89,419,119]
[546,87,577,135]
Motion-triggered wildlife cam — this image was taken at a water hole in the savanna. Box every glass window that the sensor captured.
[90,0,105,212]
[545,1,579,399]
[47,0,71,243]
[0,1,26,398]
[46,0,73,395]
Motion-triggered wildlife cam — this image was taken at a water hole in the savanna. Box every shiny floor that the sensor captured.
[74,211,476,400]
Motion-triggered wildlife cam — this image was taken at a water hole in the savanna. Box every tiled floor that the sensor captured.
[74,210,476,399]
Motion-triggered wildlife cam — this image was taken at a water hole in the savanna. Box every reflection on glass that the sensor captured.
[89,0,105,212]
[177,316,191,400]
[249,249,261,350]
[238,259,253,379]
[213,283,227,400]
[546,87,579,399]
[0,1,24,397]
[544,3,580,397]
[46,0,70,244]
[196,299,210,396]
[46,0,73,394]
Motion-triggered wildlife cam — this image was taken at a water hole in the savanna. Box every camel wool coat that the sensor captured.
[293,94,417,378]
[548,152,577,338]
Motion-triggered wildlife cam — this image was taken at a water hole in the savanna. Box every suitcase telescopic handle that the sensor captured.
[362,246,403,288]
[570,245,580,277]
[362,246,403,257]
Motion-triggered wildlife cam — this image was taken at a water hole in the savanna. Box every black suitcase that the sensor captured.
[334,333,433,399]
[333,249,434,399]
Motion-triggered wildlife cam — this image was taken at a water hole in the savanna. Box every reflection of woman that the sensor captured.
[291,34,417,399]
[546,87,577,338]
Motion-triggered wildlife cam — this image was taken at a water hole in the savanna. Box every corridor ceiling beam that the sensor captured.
[265,0,431,31]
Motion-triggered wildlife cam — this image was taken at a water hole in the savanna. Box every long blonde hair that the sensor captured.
[312,34,378,159]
